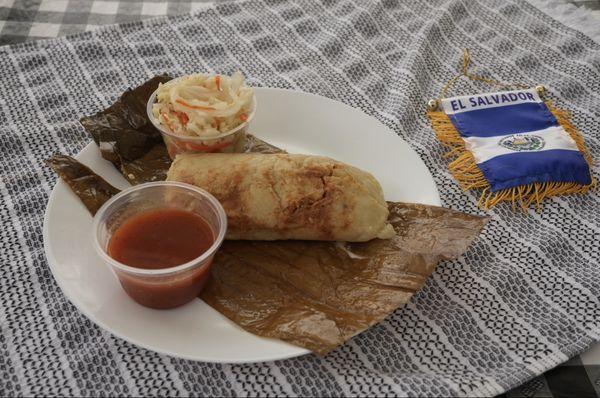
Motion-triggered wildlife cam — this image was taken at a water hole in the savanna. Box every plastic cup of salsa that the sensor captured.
[146,78,256,160]
[92,181,227,309]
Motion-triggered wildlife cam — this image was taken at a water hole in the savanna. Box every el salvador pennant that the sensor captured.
[428,50,595,211]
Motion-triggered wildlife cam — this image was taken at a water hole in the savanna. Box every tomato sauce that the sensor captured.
[108,208,216,309]
[109,208,214,269]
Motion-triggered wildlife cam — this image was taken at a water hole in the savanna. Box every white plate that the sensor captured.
[43,88,441,363]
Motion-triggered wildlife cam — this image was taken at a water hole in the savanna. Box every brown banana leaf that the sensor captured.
[45,154,120,215]
[202,203,487,354]
[80,75,173,184]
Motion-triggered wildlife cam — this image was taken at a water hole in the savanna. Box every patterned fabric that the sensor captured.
[0,0,214,45]
[0,0,599,396]
[1,0,598,47]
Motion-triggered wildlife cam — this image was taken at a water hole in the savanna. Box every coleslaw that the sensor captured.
[152,72,254,138]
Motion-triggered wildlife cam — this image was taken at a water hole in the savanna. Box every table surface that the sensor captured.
[1,0,599,397]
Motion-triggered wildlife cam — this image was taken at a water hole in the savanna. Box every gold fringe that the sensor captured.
[427,104,596,211]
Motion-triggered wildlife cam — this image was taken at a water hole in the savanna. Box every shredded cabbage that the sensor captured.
[152,72,254,138]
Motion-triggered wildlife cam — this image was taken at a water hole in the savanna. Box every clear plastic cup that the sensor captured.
[92,181,227,309]
[146,77,256,160]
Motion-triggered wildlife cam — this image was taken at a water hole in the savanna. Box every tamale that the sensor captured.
[167,153,396,241]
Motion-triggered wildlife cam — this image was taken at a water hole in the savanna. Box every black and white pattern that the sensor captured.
[1,0,598,46]
[0,0,215,46]
[1,0,600,396]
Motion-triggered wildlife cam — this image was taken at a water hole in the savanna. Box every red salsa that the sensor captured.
[108,208,214,269]
[108,208,216,309]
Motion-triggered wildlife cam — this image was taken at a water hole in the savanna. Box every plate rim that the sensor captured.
[42,87,441,363]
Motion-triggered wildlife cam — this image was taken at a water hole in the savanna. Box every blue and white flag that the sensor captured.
[440,89,592,192]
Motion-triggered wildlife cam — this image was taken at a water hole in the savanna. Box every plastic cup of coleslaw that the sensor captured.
[147,76,256,160]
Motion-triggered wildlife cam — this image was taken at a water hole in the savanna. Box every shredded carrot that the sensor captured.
[186,139,233,152]
[215,75,221,91]
[162,113,175,131]
[175,99,215,111]
[239,113,248,122]
[174,111,189,125]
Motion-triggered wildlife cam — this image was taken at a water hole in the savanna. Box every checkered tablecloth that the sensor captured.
[4,0,598,46]
[0,0,217,45]
[1,0,600,397]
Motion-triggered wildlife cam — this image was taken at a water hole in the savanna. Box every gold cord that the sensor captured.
[439,49,529,99]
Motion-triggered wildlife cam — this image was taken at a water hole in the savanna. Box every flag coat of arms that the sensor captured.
[428,88,594,210]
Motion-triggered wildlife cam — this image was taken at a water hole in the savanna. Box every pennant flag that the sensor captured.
[429,88,594,210]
